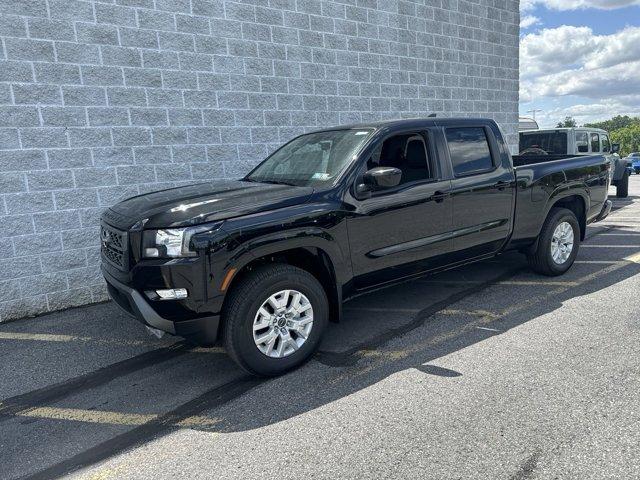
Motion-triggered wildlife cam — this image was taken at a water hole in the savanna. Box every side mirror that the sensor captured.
[356,167,402,197]
[611,143,620,154]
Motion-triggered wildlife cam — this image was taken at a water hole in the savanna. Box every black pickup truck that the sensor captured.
[101,118,612,376]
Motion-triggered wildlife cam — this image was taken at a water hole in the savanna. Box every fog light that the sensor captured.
[153,288,188,300]
[145,248,160,257]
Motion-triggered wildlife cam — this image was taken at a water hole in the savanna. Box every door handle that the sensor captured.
[494,181,510,191]
[431,191,448,203]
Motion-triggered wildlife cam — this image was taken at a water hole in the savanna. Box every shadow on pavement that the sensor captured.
[2,220,640,479]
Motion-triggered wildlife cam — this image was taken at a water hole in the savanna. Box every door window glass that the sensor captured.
[576,132,589,153]
[590,133,600,152]
[601,134,610,153]
[366,133,432,186]
[446,127,494,176]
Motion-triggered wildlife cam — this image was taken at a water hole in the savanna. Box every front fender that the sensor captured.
[202,202,351,309]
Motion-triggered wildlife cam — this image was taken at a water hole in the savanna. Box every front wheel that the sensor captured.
[617,170,629,198]
[527,207,580,276]
[222,264,328,376]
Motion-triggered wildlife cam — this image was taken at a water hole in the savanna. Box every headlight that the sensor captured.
[142,223,222,258]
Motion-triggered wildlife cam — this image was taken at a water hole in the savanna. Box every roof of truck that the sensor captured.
[522,127,608,134]
[313,117,498,132]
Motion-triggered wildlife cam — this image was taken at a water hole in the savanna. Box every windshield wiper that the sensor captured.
[244,178,298,186]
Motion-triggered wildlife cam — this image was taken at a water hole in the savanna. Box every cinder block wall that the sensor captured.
[0,0,519,321]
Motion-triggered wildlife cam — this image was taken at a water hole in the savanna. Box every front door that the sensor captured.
[346,130,454,289]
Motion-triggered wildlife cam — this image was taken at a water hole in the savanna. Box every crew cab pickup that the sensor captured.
[519,127,630,197]
[101,118,612,376]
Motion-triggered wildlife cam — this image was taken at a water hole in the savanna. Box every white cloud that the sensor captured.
[520,26,640,96]
[520,24,640,126]
[520,15,541,29]
[520,26,598,78]
[522,0,640,12]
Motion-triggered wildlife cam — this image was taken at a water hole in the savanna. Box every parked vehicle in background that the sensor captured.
[519,127,630,197]
[101,118,612,376]
[628,152,640,174]
[519,116,539,131]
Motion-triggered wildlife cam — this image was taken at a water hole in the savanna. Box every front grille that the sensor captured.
[101,223,128,271]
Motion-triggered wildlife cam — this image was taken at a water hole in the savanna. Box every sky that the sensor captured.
[518,0,640,127]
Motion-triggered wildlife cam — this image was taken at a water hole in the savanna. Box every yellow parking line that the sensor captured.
[0,331,224,353]
[574,260,622,264]
[0,331,162,347]
[476,326,501,332]
[624,251,640,263]
[440,309,500,319]
[343,307,422,313]
[420,279,577,286]
[19,407,158,426]
[0,332,87,343]
[16,406,220,428]
[581,245,640,248]
[190,346,225,354]
[499,280,579,286]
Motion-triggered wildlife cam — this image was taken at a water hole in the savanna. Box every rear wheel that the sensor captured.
[527,207,580,276]
[617,170,629,198]
[222,264,328,376]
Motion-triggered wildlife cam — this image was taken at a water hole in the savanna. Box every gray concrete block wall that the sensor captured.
[0,0,519,321]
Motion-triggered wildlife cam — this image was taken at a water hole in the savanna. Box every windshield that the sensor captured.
[519,131,568,155]
[245,129,374,187]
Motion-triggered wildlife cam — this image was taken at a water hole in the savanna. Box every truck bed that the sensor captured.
[512,154,576,167]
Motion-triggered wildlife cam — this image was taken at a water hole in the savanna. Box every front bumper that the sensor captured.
[102,266,220,343]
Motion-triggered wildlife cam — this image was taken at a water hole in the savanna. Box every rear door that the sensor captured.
[445,125,515,259]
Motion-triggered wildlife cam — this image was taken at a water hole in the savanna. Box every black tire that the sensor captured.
[617,170,629,198]
[527,207,580,276]
[222,264,328,377]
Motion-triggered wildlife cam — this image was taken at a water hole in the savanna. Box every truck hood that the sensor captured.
[104,180,314,229]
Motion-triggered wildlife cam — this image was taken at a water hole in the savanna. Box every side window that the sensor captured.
[446,127,494,176]
[366,133,433,186]
[601,134,610,153]
[576,132,589,153]
[590,133,600,152]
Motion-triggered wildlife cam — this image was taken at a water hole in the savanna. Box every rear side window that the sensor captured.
[590,133,600,152]
[446,127,494,176]
[519,131,568,154]
[576,132,589,153]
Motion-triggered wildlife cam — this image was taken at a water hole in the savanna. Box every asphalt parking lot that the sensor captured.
[1,179,640,480]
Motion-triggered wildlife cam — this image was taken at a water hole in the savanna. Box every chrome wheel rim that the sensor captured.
[551,221,574,264]
[252,289,314,358]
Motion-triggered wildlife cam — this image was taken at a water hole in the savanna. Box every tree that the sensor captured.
[556,116,577,128]
[610,124,640,157]
[584,115,640,132]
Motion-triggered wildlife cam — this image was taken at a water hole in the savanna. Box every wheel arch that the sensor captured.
[549,193,587,241]
[221,245,343,326]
